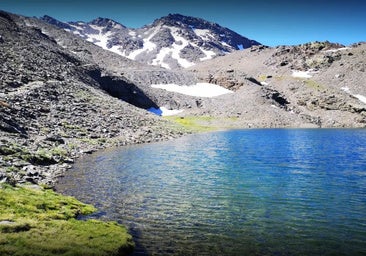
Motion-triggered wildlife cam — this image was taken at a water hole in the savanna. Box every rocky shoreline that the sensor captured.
[0,78,189,187]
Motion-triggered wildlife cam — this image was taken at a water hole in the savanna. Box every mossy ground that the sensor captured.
[304,79,324,90]
[0,184,134,256]
[165,115,239,132]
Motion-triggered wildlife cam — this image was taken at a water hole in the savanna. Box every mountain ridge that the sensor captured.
[40,13,261,69]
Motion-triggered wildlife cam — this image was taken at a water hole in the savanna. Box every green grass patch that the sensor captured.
[258,74,267,82]
[304,79,323,90]
[0,143,29,156]
[78,137,108,146]
[165,116,239,132]
[5,166,21,173]
[165,116,217,132]
[49,147,68,158]
[0,185,134,256]
[61,122,87,133]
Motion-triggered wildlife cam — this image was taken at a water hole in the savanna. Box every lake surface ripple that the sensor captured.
[56,129,366,255]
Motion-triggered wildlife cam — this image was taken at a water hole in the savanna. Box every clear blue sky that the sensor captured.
[0,0,365,46]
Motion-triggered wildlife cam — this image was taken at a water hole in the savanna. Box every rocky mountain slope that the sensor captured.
[41,13,260,69]
[187,42,366,128]
[0,10,188,186]
[22,14,205,113]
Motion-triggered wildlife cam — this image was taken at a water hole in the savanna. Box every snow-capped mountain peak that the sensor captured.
[85,17,127,33]
[41,14,261,69]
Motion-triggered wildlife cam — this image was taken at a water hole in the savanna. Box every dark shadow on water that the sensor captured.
[128,227,149,256]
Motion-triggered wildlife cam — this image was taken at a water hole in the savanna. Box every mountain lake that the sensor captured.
[56,129,366,255]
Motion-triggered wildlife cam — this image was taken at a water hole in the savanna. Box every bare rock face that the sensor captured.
[265,41,346,70]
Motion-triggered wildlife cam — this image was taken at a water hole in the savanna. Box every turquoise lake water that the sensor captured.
[56,129,366,255]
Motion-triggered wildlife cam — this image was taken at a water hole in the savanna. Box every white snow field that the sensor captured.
[148,107,184,116]
[291,70,317,78]
[151,83,233,97]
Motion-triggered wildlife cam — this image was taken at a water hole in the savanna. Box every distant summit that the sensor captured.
[40,15,72,30]
[41,14,261,69]
[153,13,259,50]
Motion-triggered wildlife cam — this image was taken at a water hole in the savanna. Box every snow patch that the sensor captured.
[72,30,82,36]
[109,45,123,55]
[152,47,173,69]
[324,47,351,53]
[354,94,366,104]
[341,86,350,93]
[341,87,366,104]
[199,48,216,61]
[151,26,215,67]
[151,83,233,97]
[194,29,211,40]
[237,44,244,50]
[23,20,32,27]
[69,24,82,30]
[128,28,158,60]
[114,24,124,30]
[89,24,102,33]
[148,107,183,116]
[291,70,317,78]
[75,25,113,50]
[166,27,196,68]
